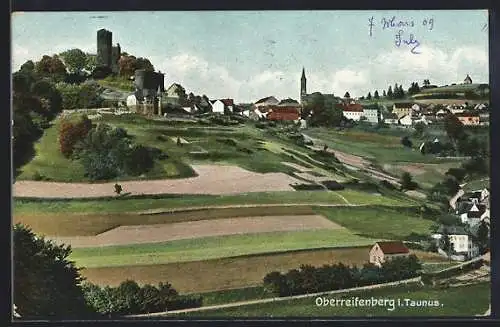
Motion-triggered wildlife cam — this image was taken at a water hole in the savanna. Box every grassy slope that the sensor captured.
[16,115,196,182]
[180,282,490,317]
[316,206,434,240]
[69,229,379,268]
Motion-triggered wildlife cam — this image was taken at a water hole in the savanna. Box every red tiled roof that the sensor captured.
[342,104,364,112]
[376,241,409,254]
[220,99,234,106]
[268,105,300,113]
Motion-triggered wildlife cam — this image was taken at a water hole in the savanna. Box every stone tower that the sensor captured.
[97,29,112,68]
[300,67,307,104]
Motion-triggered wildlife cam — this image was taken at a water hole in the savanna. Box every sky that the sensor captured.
[12,10,489,103]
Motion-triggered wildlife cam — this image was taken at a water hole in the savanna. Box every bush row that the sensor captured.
[82,280,202,316]
[263,255,421,297]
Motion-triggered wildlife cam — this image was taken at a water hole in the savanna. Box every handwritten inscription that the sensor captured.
[369,15,434,54]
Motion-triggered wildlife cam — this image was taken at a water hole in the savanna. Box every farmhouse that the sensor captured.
[398,114,413,127]
[342,103,364,121]
[254,96,279,110]
[432,225,480,261]
[210,99,234,114]
[369,241,410,267]
[392,103,414,119]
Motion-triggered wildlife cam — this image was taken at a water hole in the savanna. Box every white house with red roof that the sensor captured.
[369,241,410,267]
[342,103,364,121]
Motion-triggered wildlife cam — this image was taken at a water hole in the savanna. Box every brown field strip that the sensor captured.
[80,248,445,293]
[81,247,371,293]
[49,215,342,248]
[14,205,316,237]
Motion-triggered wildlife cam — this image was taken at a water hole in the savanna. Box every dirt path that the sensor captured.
[13,165,302,198]
[127,277,422,317]
[49,215,342,248]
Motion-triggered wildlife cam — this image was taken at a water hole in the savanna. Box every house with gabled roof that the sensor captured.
[432,225,480,261]
[369,241,410,267]
[459,203,489,226]
[254,96,279,109]
[341,103,364,121]
[392,102,414,119]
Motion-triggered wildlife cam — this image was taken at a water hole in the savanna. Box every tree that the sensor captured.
[382,90,387,97]
[443,113,466,144]
[85,53,97,73]
[400,172,417,190]
[136,57,155,71]
[445,167,467,183]
[387,86,393,98]
[413,122,425,138]
[475,220,490,253]
[401,136,413,148]
[398,85,405,98]
[367,92,372,100]
[20,60,35,73]
[59,115,92,157]
[374,90,379,99]
[439,232,453,260]
[34,55,67,82]
[118,55,138,77]
[344,91,350,98]
[60,48,87,74]
[13,224,92,319]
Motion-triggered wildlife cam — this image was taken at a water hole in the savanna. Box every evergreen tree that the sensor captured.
[387,86,393,98]
[382,90,387,97]
[374,90,379,99]
[399,85,405,98]
[367,92,372,100]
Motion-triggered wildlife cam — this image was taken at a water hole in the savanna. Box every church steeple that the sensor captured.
[300,67,307,104]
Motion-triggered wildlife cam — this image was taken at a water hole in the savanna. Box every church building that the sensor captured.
[300,68,341,106]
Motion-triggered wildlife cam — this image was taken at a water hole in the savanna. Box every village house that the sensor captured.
[398,114,413,127]
[254,96,279,110]
[362,106,381,124]
[392,102,414,119]
[249,108,268,120]
[382,112,399,125]
[210,99,234,114]
[455,112,480,126]
[432,225,480,261]
[474,103,488,111]
[342,103,364,121]
[459,203,489,226]
[413,114,432,125]
[369,241,410,267]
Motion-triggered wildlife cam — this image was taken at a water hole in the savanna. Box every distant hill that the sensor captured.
[412,83,489,101]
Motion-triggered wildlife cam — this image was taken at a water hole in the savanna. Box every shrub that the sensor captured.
[445,167,467,182]
[290,183,324,191]
[321,180,345,190]
[263,256,421,297]
[73,124,156,181]
[59,115,92,157]
[216,138,237,146]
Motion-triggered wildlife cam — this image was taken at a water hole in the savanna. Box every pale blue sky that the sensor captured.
[12,10,489,102]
